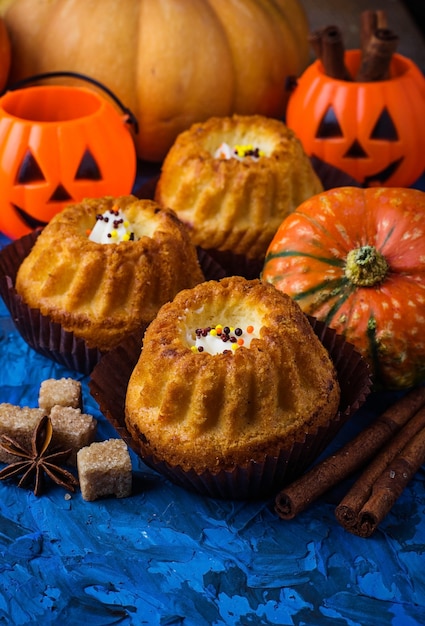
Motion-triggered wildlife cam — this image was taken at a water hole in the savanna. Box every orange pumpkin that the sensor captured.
[286,51,425,188]
[262,187,425,390]
[0,84,136,239]
[2,0,310,162]
[0,17,11,91]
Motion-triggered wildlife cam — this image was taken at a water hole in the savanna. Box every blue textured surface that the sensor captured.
[1,233,425,626]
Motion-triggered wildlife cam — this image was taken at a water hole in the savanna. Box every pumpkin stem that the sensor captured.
[345,245,388,286]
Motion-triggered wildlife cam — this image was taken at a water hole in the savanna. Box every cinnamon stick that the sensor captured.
[356,10,398,81]
[356,28,399,81]
[336,405,425,527]
[335,407,425,537]
[275,387,425,520]
[309,25,351,80]
[359,10,388,54]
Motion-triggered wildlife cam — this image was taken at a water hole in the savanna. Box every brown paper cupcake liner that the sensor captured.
[89,317,372,500]
[0,230,225,376]
[201,248,264,280]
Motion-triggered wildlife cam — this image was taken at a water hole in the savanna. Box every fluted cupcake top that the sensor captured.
[125,276,341,473]
[15,195,204,351]
[154,114,323,260]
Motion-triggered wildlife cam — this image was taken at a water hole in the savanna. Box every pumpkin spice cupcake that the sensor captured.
[90,276,372,499]
[15,195,204,352]
[0,195,215,373]
[154,114,323,278]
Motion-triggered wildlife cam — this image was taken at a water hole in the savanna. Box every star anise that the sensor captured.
[0,415,78,496]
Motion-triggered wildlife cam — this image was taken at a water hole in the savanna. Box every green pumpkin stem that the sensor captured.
[345,245,388,286]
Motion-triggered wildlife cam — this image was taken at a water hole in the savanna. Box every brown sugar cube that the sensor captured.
[38,378,82,414]
[0,404,45,463]
[77,439,132,501]
[49,406,97,465]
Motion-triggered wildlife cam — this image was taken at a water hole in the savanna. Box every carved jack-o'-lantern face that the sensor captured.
[12,147,104,230]
[286,51,425,187]
[0,85,136,239]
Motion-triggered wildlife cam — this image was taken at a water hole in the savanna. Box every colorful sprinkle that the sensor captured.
[191,324,257,355]
[234,144,265,159]
[214,142,264,161]
[88,207,136,244]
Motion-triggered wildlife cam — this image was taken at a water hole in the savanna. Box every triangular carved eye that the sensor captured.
[316,105,343,138]
[344,139,368,158]
[370,107,398,141]
[16,150,45,184]
[75,149,102,180]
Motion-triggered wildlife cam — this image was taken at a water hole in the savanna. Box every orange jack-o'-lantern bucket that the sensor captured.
[286,51,425,188]
[0,72,137,239]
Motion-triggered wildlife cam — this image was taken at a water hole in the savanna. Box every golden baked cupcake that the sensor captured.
[15,195,204,352]
[125,276,340,479]
[154,115,323,265]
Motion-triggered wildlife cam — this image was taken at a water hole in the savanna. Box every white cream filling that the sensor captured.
[188,324,259,355]
[88,208,136,244]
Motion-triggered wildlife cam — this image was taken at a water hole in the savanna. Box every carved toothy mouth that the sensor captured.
[12,204,48,230]
[312,154,404,187]
[362,157,404,186]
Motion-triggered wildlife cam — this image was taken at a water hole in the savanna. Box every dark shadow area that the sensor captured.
[402,1,425,38]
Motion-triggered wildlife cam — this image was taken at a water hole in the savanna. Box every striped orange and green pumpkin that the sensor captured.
[262,186,425,390]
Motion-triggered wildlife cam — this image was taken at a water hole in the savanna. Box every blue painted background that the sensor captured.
[1,261,425,625]
[0,168,425,625]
